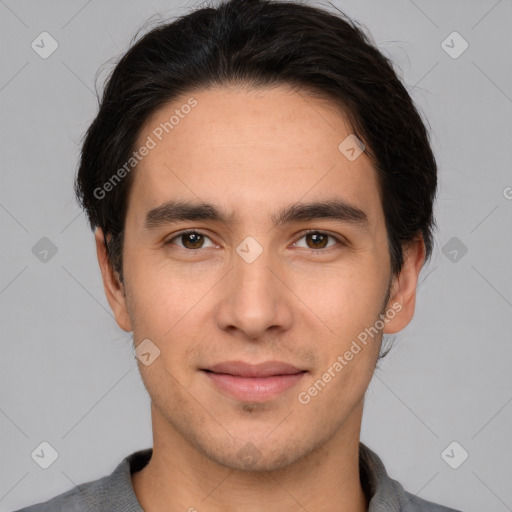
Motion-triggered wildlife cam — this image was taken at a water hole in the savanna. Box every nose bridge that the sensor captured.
[215,236,292,338]
[236,250,272,293]
[232,237,277,308]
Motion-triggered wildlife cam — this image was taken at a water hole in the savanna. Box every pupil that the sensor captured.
[185,233,203,248]
[308,233,327,248]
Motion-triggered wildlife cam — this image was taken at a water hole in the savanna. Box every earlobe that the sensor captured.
[383,236,426,335]
[94,227,133,332]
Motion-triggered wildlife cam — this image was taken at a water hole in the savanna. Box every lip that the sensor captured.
[202,360,307,402]
[206,360,304,377]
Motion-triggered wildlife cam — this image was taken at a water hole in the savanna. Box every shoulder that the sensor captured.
[401,490,464,512]
[12,448,152,512]
[359,442,464,512]
[11,475,108,512]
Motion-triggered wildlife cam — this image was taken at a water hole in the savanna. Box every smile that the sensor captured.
[202,371,307,402]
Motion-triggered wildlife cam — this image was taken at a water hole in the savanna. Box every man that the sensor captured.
[15,0,463,510]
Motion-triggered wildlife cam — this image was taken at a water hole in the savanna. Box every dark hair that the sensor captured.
[75,0,437,286]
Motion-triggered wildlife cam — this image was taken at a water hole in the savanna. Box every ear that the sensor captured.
[383,235,426,334]
[94,227,133,332]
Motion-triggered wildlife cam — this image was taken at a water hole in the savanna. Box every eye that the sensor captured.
[163,229,345,252]
[164,230,216,250]
[291,230,343,251]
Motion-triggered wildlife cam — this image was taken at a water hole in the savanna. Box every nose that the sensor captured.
[215,243,294,341]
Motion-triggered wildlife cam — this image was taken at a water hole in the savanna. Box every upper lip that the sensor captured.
[203,360,306,378]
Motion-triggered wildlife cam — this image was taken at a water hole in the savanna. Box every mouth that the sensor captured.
[200,360,308,402]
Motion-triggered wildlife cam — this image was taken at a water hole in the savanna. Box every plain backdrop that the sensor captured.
[1,0,511,511]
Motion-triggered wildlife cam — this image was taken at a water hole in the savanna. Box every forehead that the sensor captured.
[127,85,382,226]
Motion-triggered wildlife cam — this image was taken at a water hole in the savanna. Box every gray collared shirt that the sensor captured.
[13,442,463,511]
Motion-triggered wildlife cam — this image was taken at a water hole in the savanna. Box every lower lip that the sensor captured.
[203,371,307,402]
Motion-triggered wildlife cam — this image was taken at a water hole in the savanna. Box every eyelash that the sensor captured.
[163,229,346,253]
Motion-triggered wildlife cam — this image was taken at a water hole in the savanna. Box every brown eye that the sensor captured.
[165,231,215,250]
[181,232,204,249]
[305,232,329,249]
[293,231,340,251]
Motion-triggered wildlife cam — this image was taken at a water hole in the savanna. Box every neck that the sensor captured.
[132,402,369,512]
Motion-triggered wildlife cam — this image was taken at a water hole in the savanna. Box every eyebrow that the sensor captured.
[144,199,369,231]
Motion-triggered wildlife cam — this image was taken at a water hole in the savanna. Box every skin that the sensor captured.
[95,84,425,512]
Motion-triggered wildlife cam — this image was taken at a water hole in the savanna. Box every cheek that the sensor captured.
[124,252,211,337]
[291,263,386,384]
[295,336,379,430]
[293,262,385,330]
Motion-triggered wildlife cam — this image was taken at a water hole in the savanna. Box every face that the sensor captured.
[96,84,424,471]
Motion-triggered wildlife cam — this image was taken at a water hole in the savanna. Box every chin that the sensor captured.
[203,434,318,473]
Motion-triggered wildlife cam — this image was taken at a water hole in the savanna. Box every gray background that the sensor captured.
[1,0,511,510]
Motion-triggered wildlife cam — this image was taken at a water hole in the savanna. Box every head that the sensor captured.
[75,0,436,471]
